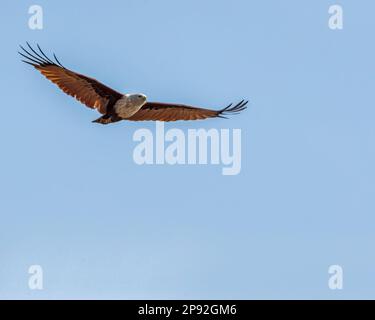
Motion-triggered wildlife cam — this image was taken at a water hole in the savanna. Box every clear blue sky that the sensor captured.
[1,0,375,299]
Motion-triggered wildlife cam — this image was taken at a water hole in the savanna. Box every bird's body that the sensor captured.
[19,43,248,124]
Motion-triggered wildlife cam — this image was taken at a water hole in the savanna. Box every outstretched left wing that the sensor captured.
[19,43,122,114]
[126,100,248,122]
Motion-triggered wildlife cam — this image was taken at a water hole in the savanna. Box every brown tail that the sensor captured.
[92,114,122,125]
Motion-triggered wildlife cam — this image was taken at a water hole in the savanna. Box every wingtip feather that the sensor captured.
[218,99,248,118]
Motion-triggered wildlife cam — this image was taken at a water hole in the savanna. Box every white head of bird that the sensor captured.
[113,93,147,118]
[128,93,147,105]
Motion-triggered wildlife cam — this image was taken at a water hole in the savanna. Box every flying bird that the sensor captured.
[19,43,248,125]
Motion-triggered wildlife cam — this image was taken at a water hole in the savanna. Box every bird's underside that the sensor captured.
[19,43,248,124]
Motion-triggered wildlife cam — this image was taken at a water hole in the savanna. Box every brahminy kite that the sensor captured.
[19,43,248,125]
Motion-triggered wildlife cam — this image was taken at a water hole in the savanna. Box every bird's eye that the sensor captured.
[138,95,143,98]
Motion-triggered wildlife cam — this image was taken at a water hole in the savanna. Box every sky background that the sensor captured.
[0,0,374,299]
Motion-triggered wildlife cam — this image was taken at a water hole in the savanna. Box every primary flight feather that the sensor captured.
[19,43,248,125]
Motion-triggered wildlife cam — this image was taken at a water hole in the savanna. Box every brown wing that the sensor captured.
[126,100,248,122]
[19,43,122,114]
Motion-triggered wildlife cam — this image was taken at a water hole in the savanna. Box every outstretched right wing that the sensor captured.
[126,100,248,121]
